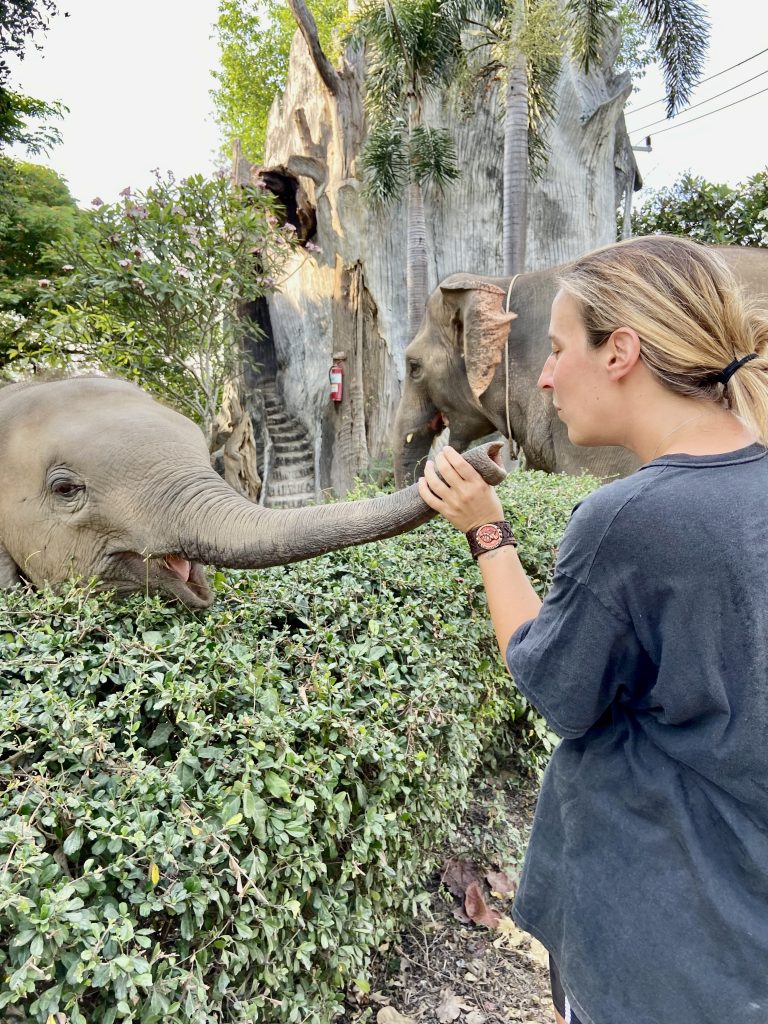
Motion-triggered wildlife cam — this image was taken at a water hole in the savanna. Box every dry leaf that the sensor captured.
[486,869,515,897]
[441,858,483,899]
[377,1007,415,1024]
[464,880,501,930]
[493,916,526,949]
[525,937,550,969]
[466,1012,486,1024]
[436,989,463,1023]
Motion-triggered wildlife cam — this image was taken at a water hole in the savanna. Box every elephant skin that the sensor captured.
[0,377,506,608]
[393,244,768,487]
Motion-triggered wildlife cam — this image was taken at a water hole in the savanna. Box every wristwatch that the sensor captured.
[465,521,517,560]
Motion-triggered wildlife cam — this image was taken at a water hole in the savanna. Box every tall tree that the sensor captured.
[212,0,347,163]
[470,0,710,274]
[348,0,464,337]
[0,0,66,152]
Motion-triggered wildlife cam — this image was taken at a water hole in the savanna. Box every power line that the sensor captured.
[625,46,768,116]
[632,84,768,141]
[633,67,768,133]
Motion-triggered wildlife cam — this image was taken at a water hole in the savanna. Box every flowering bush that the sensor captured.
[14,172,295,435]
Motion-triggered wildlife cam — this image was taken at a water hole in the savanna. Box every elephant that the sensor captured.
[0,376,506,609]
[393,244,768,487]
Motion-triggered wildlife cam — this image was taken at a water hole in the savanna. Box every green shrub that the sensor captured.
[0,469,599,1023]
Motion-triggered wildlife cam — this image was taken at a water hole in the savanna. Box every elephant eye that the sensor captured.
[408,359,423,380]
[48,471,85,500]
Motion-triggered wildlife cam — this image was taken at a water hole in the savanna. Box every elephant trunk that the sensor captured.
[393,399,446,490]
[165,444,505,570]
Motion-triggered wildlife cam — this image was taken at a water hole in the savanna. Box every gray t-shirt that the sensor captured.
[506,443,768,1024]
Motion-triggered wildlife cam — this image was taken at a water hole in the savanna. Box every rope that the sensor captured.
[504,274,520,452]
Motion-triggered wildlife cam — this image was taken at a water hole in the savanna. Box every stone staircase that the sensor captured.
[259,380,316,507]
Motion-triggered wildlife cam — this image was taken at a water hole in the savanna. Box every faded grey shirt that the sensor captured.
[506,444,768,1024]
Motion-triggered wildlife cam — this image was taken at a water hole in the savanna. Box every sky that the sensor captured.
[5,0,768,208]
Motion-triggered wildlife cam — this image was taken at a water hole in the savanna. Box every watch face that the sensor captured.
[476,523,503,549]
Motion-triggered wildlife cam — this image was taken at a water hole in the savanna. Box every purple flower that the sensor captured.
[173,266,191,278]
[118,259,132,268]
[119,186,132,197]
[283,223,297,234]
[37,278,51,288]
[91,197,104,207]
[305,241,322,254]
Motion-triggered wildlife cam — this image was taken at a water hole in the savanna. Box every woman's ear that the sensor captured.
[605,327,642,381]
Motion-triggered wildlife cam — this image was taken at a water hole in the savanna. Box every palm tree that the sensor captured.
[469,0,710,274]
[349,0,466,338]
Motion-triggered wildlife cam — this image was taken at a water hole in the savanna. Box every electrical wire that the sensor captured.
[633,67,768,133]
[632,83,768,141]
[625,46,768,116]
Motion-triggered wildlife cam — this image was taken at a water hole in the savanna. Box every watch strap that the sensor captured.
[465,520,517,560]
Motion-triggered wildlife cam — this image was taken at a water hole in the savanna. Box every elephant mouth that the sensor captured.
[111,552,214,609]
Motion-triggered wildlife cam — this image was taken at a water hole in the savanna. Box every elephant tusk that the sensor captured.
[406,433,414,444]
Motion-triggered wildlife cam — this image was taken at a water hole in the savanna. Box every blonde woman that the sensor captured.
[419,235,768,1024]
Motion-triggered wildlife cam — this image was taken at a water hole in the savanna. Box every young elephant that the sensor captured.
[0,376,505,608]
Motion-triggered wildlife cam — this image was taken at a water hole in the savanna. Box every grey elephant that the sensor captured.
[0,376,506,609]
[393,244,768,487]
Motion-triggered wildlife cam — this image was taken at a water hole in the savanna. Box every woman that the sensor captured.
[418,235,768,1024]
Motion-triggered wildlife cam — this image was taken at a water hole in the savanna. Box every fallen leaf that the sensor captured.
[486,868,515,897]
[464,880,501,929]
[493,916,526,948]
[441,858,483,899]
[525,937,550,969]
[466,1012,486,1024]
[436,989,463,1023]
[377,1008,415,1024]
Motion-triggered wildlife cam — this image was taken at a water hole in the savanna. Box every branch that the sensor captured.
[286,0,340,96]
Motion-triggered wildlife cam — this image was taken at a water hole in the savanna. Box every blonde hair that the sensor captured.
[558,235,768,445]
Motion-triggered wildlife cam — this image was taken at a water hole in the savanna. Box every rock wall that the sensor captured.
[253,32,638,497]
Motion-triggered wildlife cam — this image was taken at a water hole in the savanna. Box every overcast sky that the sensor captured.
[6,0,768,207]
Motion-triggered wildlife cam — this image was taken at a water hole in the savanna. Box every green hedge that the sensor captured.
[0,469,599,1024]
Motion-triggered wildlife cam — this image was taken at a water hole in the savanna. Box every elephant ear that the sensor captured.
[440,275,518,400]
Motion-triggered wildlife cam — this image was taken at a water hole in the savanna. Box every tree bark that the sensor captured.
[503,51,529,275]
[285,0,340,95]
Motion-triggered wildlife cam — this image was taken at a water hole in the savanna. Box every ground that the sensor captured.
[342,763,553,1024]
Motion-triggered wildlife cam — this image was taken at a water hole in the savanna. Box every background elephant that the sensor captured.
[393,244,768,487]
[0,377,505,608]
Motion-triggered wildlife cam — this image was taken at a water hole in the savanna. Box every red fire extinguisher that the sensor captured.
[329,361,344,402]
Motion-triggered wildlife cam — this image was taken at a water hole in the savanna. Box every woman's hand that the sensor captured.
[417,445,505,533]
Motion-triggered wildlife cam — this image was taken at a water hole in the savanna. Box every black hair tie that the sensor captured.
[716,352,759,386]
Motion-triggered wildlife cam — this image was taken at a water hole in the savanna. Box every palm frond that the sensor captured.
[565,0,615,73]
[635,0,709,116]
[359,118,410,204]
[409,123,461,191]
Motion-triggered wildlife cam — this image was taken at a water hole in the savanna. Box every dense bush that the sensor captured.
[0,469,599,1023]
[629,170,768,247]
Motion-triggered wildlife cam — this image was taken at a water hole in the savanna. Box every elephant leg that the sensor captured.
[0,544,22,588]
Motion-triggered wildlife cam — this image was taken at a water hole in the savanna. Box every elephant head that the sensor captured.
[394,274,516,487]
[0,377,506,608]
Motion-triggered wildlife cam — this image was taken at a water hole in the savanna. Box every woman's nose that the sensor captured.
[537,354,555,391]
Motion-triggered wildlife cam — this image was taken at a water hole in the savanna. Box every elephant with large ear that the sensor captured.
[0,377,506,609]
[393,244,768,487]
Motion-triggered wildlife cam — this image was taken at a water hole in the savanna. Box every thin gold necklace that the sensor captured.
[649,412,709,462]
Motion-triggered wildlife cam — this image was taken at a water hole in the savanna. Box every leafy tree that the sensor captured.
[8,172,296,437]
[349,0,466,337]
[0,156,87,314]
[0,0,66,151]
[212,0,347,163]
[630,171,768,247]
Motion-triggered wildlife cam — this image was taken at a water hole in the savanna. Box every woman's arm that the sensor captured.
[418,446,542,658]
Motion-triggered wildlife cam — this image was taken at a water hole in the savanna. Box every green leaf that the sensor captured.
[264,770,291,801]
